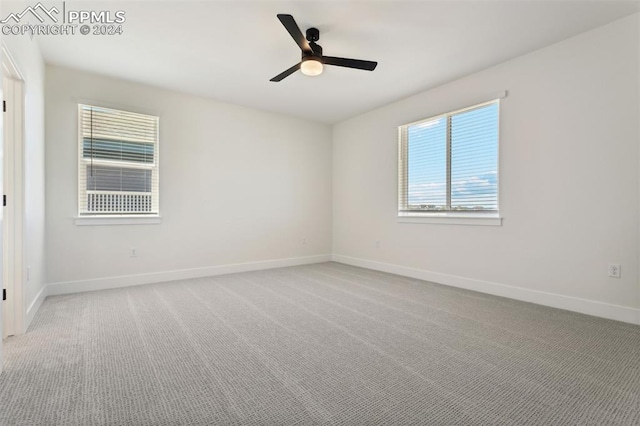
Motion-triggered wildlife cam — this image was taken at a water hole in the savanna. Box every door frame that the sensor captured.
[2,44,25,338]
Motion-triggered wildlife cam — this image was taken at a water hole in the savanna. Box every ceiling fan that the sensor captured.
[270,14,378,82]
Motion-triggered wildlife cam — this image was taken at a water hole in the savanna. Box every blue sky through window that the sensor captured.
[406,102,498,211]
[407,117,447,208]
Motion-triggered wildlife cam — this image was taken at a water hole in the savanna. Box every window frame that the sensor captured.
[75,103,161,225]
[397,98,502,226]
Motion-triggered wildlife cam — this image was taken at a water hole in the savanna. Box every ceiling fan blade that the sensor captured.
[270,63,301,82]
[323,56,378,71]
[277,14,313,54]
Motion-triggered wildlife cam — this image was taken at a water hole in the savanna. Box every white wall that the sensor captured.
[2,35,46,330]
[46,66,332,290]
[333,14,640,323]
[41,14,640,324]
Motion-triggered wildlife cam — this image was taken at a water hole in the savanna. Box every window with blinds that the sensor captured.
[78,104,159,216]
[398,100,499,215]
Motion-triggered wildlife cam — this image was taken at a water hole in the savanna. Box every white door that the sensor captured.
[0,60,4,375]
[1,50,26,348]
[1,77,14,340]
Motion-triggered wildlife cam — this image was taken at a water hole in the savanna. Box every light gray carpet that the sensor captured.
[1,262,639,425]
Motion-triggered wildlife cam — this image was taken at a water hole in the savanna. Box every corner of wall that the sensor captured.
[25,283,47,331]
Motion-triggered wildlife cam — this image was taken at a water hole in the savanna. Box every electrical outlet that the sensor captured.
[302,238,307,245]
[130,248,137,258]
[375,240,381,248]
[608,263,621,278]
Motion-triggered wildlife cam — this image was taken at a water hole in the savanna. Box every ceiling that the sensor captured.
[32,1,639,123]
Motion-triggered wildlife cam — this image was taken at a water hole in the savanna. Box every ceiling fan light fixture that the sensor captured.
[301,58,323,76]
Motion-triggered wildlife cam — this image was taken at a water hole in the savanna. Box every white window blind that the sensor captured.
[399,100,499,215]
[78,104,159,215]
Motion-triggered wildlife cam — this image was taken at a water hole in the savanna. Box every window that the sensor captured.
[398,99,500,219]
[78,104,159,216]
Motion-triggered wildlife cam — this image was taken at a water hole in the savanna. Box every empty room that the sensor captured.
[0,0,639,424]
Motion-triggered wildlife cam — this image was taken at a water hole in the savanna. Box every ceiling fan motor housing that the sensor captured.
[304,28,323,58]
[306,27,320,42]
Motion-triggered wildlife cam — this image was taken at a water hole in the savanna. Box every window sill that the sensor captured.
[397,213,502,226]
[75,215,162,226]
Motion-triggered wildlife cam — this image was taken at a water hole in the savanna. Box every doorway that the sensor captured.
[2,46,25,339]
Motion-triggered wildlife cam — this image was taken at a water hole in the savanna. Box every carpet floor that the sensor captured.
[0,262,639,425]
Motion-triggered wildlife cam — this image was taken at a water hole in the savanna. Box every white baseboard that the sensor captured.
[25,284,48,330]
[332,254,640,326]
[47,254,332,296]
